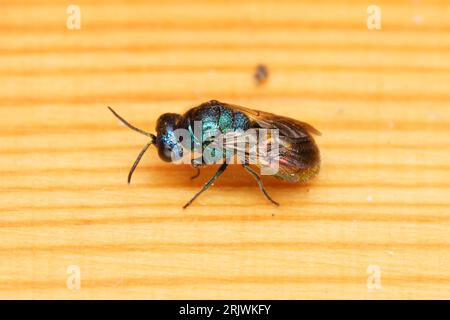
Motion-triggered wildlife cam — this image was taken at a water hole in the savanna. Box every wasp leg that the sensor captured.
[242,164,279,206]
[190,167,201,180]
[183,163,228,209]
[190,156,203,180]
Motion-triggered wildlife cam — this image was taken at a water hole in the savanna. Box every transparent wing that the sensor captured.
[202,101,321,182]
[225,103,322,137]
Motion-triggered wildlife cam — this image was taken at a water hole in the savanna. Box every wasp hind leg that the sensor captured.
[242,164,279,206]
[183,163,228,209]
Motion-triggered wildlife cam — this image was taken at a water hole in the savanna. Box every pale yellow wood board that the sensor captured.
[0,0,449,299]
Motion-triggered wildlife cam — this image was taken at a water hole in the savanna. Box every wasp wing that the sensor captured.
[225,103,321,136]
[218,103,321,182]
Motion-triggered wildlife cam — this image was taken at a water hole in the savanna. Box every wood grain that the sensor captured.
[1,0,449,299]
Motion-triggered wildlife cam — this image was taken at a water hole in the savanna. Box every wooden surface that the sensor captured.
[1,0,449,299]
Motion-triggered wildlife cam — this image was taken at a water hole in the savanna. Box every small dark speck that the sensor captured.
[254,64,269,85]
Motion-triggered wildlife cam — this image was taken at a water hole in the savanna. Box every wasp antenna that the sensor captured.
[108,106,156,140]
[127,140,153,184]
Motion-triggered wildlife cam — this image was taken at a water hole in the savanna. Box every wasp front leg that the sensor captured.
[184,163,228,209]
[190,157,203,180]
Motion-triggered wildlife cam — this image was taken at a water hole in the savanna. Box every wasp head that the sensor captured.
[155,113,184,162]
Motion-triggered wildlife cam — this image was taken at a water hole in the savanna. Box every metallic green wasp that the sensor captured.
[109,100,321,208]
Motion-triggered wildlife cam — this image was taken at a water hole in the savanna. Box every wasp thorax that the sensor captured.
[155,113,184,162]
